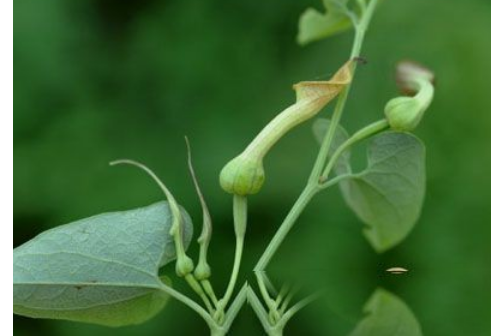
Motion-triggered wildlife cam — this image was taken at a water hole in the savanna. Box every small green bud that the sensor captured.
[385,88,431,131]
[194,261,211,280]
[176,255,194,277]
[219,155,265,196]
[385,61,435,131]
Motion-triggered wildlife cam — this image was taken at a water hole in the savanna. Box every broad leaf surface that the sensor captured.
[313,119,425,252]
[298,0,353,45]
[13,201,193,326]
[348,288,423,336]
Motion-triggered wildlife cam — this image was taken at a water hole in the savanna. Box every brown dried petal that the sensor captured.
[396,60,435,96]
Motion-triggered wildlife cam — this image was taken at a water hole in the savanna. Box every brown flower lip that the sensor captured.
[395,60,435,96]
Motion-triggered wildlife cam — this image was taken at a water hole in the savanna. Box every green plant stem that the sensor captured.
[159,282,216,329]
[201,279,219,307]
[210,329,226,336]
[256,271,278,317]
[279,286,298,315]
[185,274,215,313]
[275,284,290,307]
[357,0,367,14]
[221,235,244,308]
[250,0,380,331]
[268,329,283,336]
[221,284,248,331]
[254,186,317,272]
[219,195,247,314]
[247,287,273,332]
[254,0,379,276]
[321,119,389,180]
[318,174,353,191]
[278,292,320,327]
[206,2,382,334]
[307,1,378,185]
[279,296,291,315]
[262,273,279,297]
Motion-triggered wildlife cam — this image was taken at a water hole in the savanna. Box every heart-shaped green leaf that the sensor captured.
[348,288,423,336]
[313,119,426,252]
[338,132,425,252]
[298,0,353,45]
[13,201,193,327]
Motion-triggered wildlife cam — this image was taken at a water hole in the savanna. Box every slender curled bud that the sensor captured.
[185,137,213,280]
[109,159,195,278]
[385,61,435,132]
[220,59,355,195]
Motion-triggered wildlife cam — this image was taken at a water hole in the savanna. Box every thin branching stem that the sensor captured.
[158,282,216,329]
[249,0,381,334]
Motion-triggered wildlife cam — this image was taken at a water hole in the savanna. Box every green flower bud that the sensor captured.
[176,254,195,277]
[220,59,355,195]
[220,156,265,196]
[385,61,435,132]
[194,261,212,280]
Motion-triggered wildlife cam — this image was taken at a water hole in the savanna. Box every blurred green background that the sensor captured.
[14,0,490,335]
